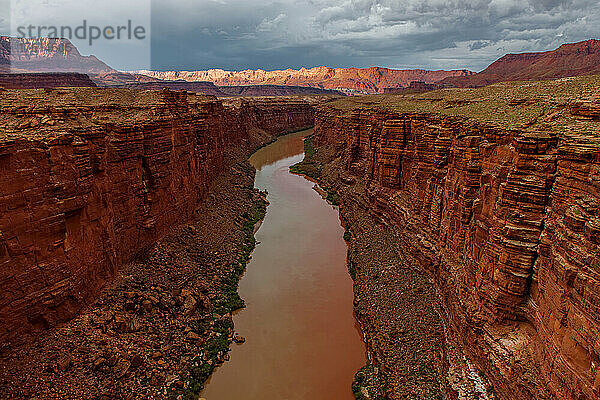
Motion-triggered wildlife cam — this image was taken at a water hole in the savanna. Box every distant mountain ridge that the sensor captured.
[135,67,474,94]
[0,37,114,74]
[0,36,344,96]
[441,39,600,87]
[2,36,600,94]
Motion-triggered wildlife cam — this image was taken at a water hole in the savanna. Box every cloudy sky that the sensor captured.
[150,0,599,72]
[2,0,600,71]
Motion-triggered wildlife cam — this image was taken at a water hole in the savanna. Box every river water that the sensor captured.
[201,129,366,399]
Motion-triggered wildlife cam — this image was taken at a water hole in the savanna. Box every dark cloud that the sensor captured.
[146,0,600,71]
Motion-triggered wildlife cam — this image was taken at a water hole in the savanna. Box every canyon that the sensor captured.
[0,88,324,398]
[295,74,600,400]
[1,35,599,399]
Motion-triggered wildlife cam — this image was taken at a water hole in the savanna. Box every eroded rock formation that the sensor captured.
[0,88,316,346]
[309,76,600,399]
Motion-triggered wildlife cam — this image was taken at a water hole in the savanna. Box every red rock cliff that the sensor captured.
[0,89,316,345]
[311,78,600,399]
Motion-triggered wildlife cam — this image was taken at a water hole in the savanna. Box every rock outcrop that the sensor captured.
[136,67,474,94]
[0,88,316,346]
[309,76,600,400]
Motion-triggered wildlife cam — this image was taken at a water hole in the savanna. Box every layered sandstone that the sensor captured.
[0,88,316,345]
[309,75,600,400]
[136,67,473,94]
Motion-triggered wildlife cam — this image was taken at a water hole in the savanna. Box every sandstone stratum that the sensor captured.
[294,74,600,400]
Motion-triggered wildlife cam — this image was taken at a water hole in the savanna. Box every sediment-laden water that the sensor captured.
[201,129,366,399]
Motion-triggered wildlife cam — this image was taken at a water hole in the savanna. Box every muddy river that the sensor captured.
[201,129,366,399]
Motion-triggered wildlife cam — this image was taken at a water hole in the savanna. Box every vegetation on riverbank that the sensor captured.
[182,194,268,399]
[214,195,267,315]
[352,365,387,400]
[289,135,344,208]
[253,126,315,154]
[289,135,322,178]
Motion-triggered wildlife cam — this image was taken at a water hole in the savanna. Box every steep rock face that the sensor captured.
[442,39,600,87]
[312,105,600,400]
[0,37,114,74]
[0,89,315,345]
[136,67,473,94]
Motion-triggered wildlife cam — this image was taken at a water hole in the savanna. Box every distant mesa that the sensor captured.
[441,39,600,87]
[0,37,113,75]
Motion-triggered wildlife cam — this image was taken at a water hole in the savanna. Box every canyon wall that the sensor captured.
[0,88,315,345]
[312,105,600,399]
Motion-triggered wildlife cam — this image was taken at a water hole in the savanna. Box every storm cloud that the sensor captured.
[149,0,600,71]
[2,0,598,71]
